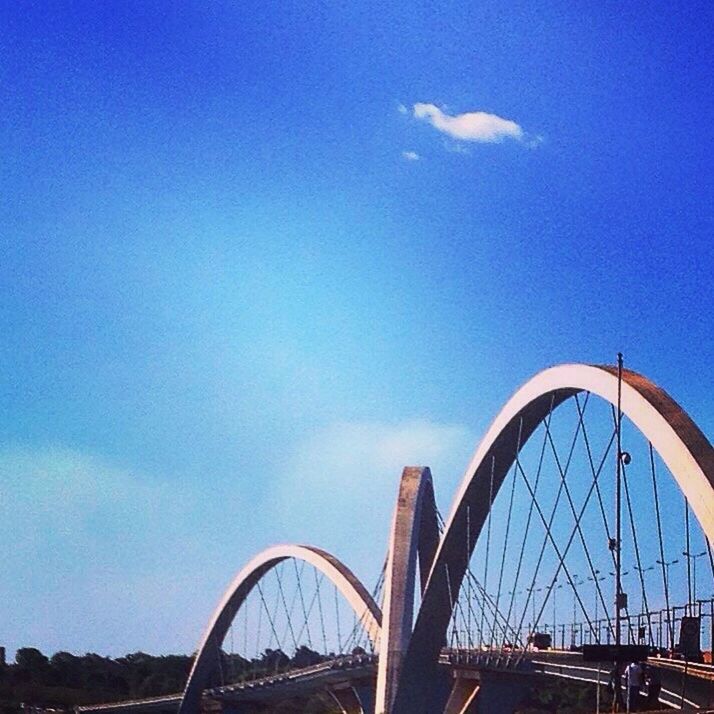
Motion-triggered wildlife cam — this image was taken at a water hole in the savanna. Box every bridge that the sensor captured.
[79,362,714,713]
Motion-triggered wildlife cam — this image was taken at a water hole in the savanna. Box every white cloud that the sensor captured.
[402,150,420,161]
[397,103,408,115]
[413,103,525,143]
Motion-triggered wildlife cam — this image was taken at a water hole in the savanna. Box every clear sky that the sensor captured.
[1,1,712,659]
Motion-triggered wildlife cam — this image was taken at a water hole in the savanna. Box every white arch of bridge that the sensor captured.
[392,363,714,713]
[178,543,382,714]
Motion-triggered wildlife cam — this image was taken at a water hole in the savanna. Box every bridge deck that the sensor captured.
[77,650,714,713]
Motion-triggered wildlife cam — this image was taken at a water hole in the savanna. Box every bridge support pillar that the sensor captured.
[329,683,375,714]
[472,671,529,714]
[354,682,376,714]
[376,467,438,714]
[444,671,480,714]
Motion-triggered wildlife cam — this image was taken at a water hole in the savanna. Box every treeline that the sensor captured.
[0,648,192,712]
[0,645,598,714]
[0,646,343,713]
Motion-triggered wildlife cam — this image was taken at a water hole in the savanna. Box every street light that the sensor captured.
[552,581,563,646]
[570,576,585,646]
[633,565,654,614]
[508,589,523,617]
[683,550,707,604]
[588,571,607,642]
[657,558,679,650]
[656,559,679,597]
[508,589,524,646]
[526,586,542,626]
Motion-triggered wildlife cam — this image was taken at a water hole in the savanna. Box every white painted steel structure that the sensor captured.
[174,363,713,714]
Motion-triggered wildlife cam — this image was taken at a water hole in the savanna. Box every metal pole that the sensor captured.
[684,501,692,609]
[657,557,678,651]
[693,553,697,605]
[553,582,557,643]
[613,352,624,714]
[689,551,706,604]
[616,351,623,654]
[533,590,536,626]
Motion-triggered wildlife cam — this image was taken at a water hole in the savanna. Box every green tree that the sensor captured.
[15,648,49,681]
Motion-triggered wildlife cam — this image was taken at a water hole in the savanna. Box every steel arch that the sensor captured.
[392,363,714,713]
[179,544,382,714]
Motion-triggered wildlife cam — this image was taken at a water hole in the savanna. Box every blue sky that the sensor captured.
[1,1,712,659]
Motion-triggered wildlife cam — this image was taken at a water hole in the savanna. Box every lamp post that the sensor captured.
[528,587,542,627]
[633,565,654,613]
[657,559,678,599]
[508,589,525,647]
[552,581,563,647]
[657,557,679,650]
[588,571,607,643]
[609,570,629,643]
[509,589,522,621]
[633,564,655,644]
[683,550,707,607]
[571,576,585,646]
[525,586,538,642]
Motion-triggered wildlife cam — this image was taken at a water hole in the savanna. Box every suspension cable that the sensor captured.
[465,568,522,645]
[649,442,675,651]
[607,404,641,645]
[293,572,323,645]
[342,600,371,653]
[526,426,618,648]
[292,559,313,649]
[274,562,299,653]
[214,637,225,686]
[256,579,283,655]
[621,459,654,645]
[544,407,613,636]
[514,398,612,644]
[467,503,472,645]
[575,393,613,543]
[685,497,693,607]
[479,455,496,642]
[492,416,522,650]
[504,403,555,644]
[334,584,342,653]
[229,623,234,682]
[444,562,460,650]
[313,569,329,654]
[255,584,263,665]
[243,594,248,658]
[514,429,614,643]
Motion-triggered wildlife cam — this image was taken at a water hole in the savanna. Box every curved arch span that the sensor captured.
[179,544,382,714]
[393,363,714,713]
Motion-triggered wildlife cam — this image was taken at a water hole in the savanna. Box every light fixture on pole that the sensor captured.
[682,550,707,604]
[633,564,654,613]
[588,571,607,642]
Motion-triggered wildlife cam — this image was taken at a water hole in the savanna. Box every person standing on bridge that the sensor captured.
[624,660,643,711]
[644,664,661,708]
